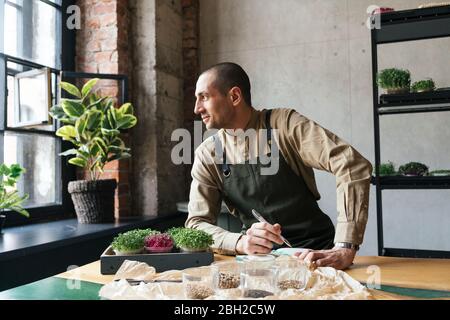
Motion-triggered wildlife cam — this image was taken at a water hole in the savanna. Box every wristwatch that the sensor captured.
[335,242,360,251]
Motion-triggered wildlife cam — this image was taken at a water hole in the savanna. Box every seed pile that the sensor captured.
[218,272,240,289]
[185,283,214,299]
[278,280,302,290]
[243,289,274,298]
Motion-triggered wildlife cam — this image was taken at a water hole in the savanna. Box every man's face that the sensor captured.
[194,71,233,129]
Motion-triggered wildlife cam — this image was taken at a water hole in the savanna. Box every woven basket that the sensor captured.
[68,179,117,223]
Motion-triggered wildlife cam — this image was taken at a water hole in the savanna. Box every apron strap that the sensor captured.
[212,134,231,177]
[265,109,273,148]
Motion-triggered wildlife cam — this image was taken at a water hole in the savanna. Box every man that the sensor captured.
[186,62,372,270]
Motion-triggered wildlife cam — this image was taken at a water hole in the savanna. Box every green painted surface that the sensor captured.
[377,284,450,299]
[1,277,449,300]
[0,277,102,300]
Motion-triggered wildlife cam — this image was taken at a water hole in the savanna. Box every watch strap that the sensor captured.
[335,242,360,251]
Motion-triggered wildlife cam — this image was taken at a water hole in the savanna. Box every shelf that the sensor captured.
[379,89,450,105]
[377,89,450,114]
[383,248,450,259]
[372,6,450,44]
[378,104,450,115]
[378,5,450,25]
[371,5,450,258]
[371,176,450,189]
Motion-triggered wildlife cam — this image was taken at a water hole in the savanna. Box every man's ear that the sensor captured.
[229,87,242,105]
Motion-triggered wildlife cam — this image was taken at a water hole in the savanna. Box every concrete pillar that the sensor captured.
[129,0,186,217]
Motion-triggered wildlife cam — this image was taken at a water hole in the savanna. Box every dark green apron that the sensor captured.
[215,110,335,250]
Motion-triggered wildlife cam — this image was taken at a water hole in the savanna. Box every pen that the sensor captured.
[251,209,293,248]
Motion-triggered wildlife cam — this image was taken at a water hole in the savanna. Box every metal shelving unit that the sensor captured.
[370,5,450,259]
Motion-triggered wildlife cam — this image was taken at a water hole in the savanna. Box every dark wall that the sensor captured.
[0,214,187,292]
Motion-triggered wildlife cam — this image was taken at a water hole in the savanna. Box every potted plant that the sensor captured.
[0,164,29,233]
[429,169,450,177]
[144,233,174,253]
[111,228,159,255]
[411,78,436,93]
[168,227,214,252]
[49,79,137,223]
[398,162,429,176]
[374,161,397,176]
[377,68,411,94]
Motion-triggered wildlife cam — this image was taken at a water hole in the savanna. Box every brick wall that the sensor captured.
[182,0,200,199]
[75,0,132,218]
[74,0,201,217]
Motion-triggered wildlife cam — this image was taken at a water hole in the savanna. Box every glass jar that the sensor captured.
[240,255,278,298]
[182,267,214,300]
[275,257,308,291]
[211,261,242,298]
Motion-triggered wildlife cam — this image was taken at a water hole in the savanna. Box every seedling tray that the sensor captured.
[380,89,450,106]
[100,245,214,275]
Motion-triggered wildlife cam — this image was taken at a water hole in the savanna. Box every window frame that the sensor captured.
[0,0,77,227]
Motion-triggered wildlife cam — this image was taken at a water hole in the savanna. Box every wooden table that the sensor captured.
[1,255,449,300]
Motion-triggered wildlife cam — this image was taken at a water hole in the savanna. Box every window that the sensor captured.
[5,0,61,68]
[1,0,76,226]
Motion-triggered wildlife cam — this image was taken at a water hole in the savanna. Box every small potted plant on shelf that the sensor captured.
[429,169,450,177]
[49,79,137,223]
[377,68,411,94]
[398,162,429,176]
[144,233,174,253]
[111,228,160,255]
[411,78,436,93]
[0,164,29,233]
[374,161,397,176]
[167,227,214,252]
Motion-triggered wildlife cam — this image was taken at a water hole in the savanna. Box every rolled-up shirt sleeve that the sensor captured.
[185,150,243,255]
[286,110,372,245]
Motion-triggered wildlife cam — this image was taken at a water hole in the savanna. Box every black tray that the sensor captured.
[100,246,214,275]
[380,89,450,106]
[377,5,450,24]
[370,175,450,188]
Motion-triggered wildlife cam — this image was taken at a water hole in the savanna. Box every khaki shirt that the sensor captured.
[186,108,372,255]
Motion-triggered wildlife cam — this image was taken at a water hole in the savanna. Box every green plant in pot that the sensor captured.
[168,227,214,252]
[398,162,429,176]
[429,169,450,177]
[111,228,160,255]
[49,79,137,223]
[144,233,174,253]
[377,68,411,94]
[411,78,435,93]
[374,161,397,176]
[0,164,29,233]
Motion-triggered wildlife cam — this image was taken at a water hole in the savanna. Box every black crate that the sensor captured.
[380,89,450,106]
[100,246,214,275]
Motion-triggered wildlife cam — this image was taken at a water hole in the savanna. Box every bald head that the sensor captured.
[201,62,252,107]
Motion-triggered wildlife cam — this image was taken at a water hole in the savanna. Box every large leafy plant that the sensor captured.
[0,164,29,217]
[50,79,137,180]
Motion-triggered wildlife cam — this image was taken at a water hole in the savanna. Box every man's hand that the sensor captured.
[294,246,356,270]
[236,222,284,255]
